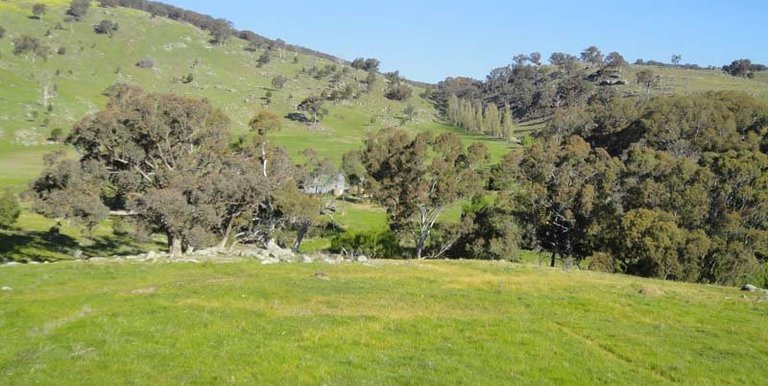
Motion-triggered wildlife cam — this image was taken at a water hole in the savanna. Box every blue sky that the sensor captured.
[170,0,768,83]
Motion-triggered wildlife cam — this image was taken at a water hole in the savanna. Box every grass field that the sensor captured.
[1,259,766,384]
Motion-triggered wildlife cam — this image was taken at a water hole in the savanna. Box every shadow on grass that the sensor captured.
[0,229,158,263]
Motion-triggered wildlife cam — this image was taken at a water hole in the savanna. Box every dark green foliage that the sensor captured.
[384,84,413,101]
[48,127,65,142]
[93,19,118,35]
[0,26,5,39]
[12,34,49,61]
[351,57,380,72]
[297,96,327,123]
[32,3,46,20]
[271,75,288,89]
[500,91,768,284]
[353,129,488,259]
[0,189,21,229]
[450,195,520,261]
[257,51,271,67]
[67,0,91,21]
[208,18,232,45]
[722,59,766,78]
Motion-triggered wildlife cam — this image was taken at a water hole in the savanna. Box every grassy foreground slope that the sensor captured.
[1,260,766,384]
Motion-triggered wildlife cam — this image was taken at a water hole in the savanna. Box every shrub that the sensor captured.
[0,26,6,39]
[271,75,288,89]
[48,127,65,142]
[93,19,118,36]
[57,46,66,55]
[384,84,413,101]
[67,0,91,21]
[0,188,21,229]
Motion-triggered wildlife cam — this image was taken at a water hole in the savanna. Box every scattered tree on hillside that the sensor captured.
[297,96,327,123]
[271,75,288,90]
[0,188,21,229]
[635,69,659,98]
[529,52,542,66]
[351,57,380,72]
[355,128,488,259]
[93,19,119,36]
[385,84,413,101]
[257,51,271,67]
[722,59,766,78]
[580,46,603,67]
[12,35,49,62]
[671,54,682,67]
[604,52,627,69]
[248,109,283,177]
[209,18,233,45]
[67,0,91,21]
[32,3,47,21]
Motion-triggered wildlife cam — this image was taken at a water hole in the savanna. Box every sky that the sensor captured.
[169,0,768,83]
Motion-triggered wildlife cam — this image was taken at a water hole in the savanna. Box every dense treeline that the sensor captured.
[474,91,768,285]
[431,47,627,124]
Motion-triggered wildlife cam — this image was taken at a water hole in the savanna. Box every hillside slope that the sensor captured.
[0,0,511,190]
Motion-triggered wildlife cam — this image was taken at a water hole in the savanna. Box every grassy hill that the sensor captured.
[1,259,766,384]
[0,0,512,192]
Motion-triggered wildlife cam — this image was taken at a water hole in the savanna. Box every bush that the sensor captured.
[67,0,91,21]
[0,26,6,39]
[136,57,155,69]
[271,75,288,89]
[384,84,413,101]
[330,230,400,259]
[93,19,118,36]
[57,46,66,55]
[0,188,21,229]
[48,127,65,142]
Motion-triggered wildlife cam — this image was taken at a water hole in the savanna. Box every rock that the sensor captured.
[314,272,330,281]
[260,257,280,265]
[741,284,760,292]
[355,254,369,263]
[300,254,314,263]
[146,251,157,259]
[1,286,12,291]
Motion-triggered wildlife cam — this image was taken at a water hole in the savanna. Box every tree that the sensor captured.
[273,185,322,252]
[356,128,488,259]
[297,96,327,123]
[511,136,623,266]
[529,52,542,66]
[549,52,578,73]
[604,52,627,69]
[385,84,413,101]
[671,54,682,67]
[93,19,118,36]
[248,110,283,177]
[209,18,232,45]
[32,3,47,21]
[67,0,91,21]
[12,35,49,62]
[635,69,659,98]
[257,51,271,67]
[0,188,21,229]
[271,75,288,90]
[580,46,603,67]
[30,86,235,256]
[722,59,754,78]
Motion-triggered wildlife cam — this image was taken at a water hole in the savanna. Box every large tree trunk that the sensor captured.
[550,252,557,267]
[260,142,268,178]
[218,222,233,250]
[169,234,183,257]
